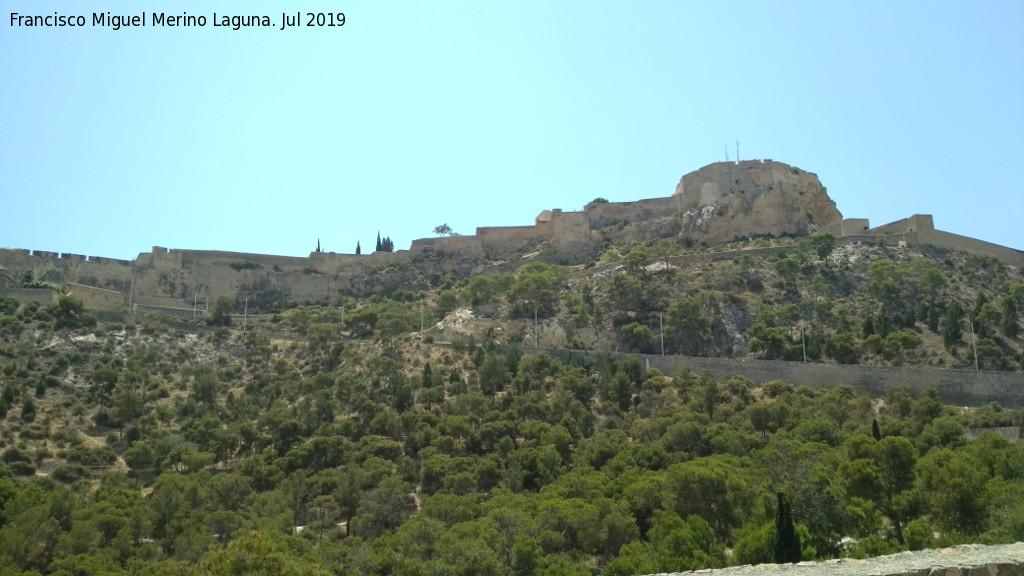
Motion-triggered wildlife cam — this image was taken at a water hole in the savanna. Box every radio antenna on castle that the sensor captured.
[736,140,740,163]
[724,143,729,162]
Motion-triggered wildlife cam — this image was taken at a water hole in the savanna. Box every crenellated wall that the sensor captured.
[1,160,1020,310]
[855,213,1024,266]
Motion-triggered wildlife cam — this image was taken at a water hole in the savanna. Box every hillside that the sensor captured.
[422,236,1022,373]
[4,160,1020,320]
[0,232,1023,575]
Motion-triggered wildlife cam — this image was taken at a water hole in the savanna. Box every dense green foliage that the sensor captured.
[0,238,1020,575]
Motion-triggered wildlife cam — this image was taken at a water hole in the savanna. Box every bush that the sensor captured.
[66,445,117,467]
[51,463,91,484]
[52,295,97,330]
[20,397,35,423]
[1,446,32,464]
[0,297,19,315]
[6,461,36,476]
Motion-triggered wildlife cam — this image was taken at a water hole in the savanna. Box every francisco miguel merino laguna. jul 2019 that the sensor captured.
[9,11,346,31]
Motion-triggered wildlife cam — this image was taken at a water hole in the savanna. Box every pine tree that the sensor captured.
[356,241,361,255]
[773,492,802,564]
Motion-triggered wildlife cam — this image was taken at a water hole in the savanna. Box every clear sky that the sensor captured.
[2,1,1022,260]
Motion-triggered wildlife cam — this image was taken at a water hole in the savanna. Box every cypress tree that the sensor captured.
[422,362,433,388]
[872,418,882,441]
[376,232,382,252]
[774,492,802,564]
[862,316,874,338]
[356,241,361,255]
[941,302,964,348]
[1002,296,1019,338]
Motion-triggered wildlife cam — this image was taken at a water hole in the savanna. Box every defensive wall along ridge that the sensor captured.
[518,347,1024,409]
[1,159,1021,313]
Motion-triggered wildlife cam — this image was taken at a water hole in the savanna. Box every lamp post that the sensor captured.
[801,323,807,363]
[660,313,664,356]
[534,309,539,349]
[969,320,979,371]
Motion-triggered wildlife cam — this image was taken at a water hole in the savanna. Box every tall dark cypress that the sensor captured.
[356,241,361,255]
[872,418,882,441]
[774,492,802,564]
[376,232,382,252]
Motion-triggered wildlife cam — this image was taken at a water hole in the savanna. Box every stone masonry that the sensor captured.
[646,542,1024,576]
[0,160,1020,311]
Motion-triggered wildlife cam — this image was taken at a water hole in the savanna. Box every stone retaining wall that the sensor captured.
[517,347,1024,408]
[646,543,1024,576]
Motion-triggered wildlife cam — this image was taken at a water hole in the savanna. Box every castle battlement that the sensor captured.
[2,160,1019,311]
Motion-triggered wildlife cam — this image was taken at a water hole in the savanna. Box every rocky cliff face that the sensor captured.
[673,160,842,244]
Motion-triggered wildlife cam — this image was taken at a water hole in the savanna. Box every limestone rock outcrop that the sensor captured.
[0,159,852,309]
[673,160,842,245]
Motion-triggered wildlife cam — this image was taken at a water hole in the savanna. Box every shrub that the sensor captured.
[51,463,91,484]
[6,461,36,476]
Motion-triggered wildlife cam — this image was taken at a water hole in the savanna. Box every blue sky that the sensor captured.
[2,1,1022,260]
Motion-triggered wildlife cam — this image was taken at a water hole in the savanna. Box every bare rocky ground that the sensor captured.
[650,543,1024,576]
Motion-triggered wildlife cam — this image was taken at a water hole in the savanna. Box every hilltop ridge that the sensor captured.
[0,159,1020,314]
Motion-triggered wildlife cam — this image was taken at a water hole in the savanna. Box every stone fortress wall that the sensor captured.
[822,213,1024,267]
[1,159,1021,313]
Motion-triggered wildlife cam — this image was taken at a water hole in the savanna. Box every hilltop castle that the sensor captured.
[1,160,1021,314]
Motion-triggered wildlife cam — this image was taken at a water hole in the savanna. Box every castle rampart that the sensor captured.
[477,225,547,258]
[840,213,1024,266]
[2,160,1020,310]
[923,229,1024,266]
[66,282,126,310]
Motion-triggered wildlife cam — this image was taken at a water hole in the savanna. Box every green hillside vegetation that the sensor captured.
[0,236,1022,575]
[429,234,1022,370]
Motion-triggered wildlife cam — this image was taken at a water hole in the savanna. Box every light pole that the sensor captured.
[534,309,539,349]
[801,323,807,363]
[969,320,979,371]
[660,313,664,356]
